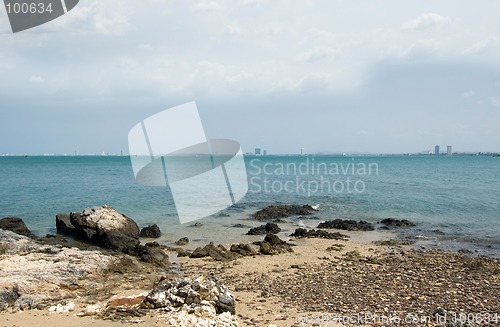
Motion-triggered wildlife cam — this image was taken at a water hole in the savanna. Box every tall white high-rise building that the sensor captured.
[434,145,440,155]
[447,145,452,156]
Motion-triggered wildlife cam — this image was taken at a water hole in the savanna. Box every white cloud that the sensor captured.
[402,13,451,31]
[404,39,440,58]
[191,2,225,12]
[29,75,44,83]
[462,90,475,97]
[226,24,247,35]
[138,43,153,50]
[240,0,268,5]
[465,36,500,54]
[294,46,341,63]
[491,97,500,106]
[294,72,332,92]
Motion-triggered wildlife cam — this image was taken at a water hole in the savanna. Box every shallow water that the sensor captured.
[0,155,498,256]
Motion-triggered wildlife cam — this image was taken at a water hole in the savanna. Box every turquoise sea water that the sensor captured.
[0,155,498,255]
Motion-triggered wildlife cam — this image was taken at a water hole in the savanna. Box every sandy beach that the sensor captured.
[1,224,499,327]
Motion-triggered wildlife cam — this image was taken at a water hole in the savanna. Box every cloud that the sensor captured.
[138,43,153,50]
[226,24,247,35]
[491,97,500,106]
[462,90,475,97]
[294,46,341,63]
[404,39,439,58]
[465,36,500,54]
[240,0,267,5]
[191,2,225,12]
[294,72,332,92]
[29,75,44,83]
[402,13,451,31]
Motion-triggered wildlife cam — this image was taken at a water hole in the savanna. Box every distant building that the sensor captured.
[447,145,452,156]
[254,148,261,155]
[434,145,440,155]
[263,150,267,156]
[300,147,304,155]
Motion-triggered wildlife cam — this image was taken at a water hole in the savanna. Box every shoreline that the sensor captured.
[1,231,499,326]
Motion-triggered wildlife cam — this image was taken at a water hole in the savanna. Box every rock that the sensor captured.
[379,218,416,228]
[257,234,293,255]
[175,237,189,246]
[139,224,161,238]
[247,222,282,235]
[0,286,19,311]
[253,205,316,221]
[0,217,33,237]
[48,302,75,314]
[55,213,75,236]
[78,304,102,317]
[231,224,252,229]
[144,274,236,315]
[317,219,374,231]
[230,243,257,256]
[0,229,127,312]
[290,228,349,240]
[69,205,140,251]
[129,245,170,267]
[190,243,238,261]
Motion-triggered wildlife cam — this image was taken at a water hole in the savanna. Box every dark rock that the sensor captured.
[189,242,238,261]
[230,243,258,256]
[190,222,203,227]
[290,228,349,240]
[0,287,20,311]
[69,205,140,251]
[231,223,252,229]
[317,219,374,231]
[0,217,33,237]
[175,237,189,246]
[139,224,161,238]
[379,218,416,228]
[256,234,293,255]
[247,222,282,235]
[55,213,75,236]
[253,205,316,221]
[135,245,169,267]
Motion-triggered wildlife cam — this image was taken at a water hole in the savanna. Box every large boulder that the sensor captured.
[69,205,140,251]
[0,217,33,237]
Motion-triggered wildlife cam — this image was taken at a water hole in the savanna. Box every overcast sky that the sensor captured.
[1,0,499,155]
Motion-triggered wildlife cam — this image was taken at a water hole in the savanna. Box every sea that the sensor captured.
[0,155,498,257]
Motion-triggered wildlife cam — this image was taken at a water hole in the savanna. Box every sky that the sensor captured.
[0,0,499,155]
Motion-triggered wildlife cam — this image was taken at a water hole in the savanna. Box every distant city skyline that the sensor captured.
[1,1,500,155]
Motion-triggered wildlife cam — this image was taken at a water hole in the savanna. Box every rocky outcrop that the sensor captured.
[256,234,294,255]
[0,229,126,312]
[317,219,374,231]
[68,205,140,251]
[247,222,281,235]
[379,218,416,228]
[139,224,161,238]
[290,228,349,240]
[229,243,258,256]
[253,205,316,221]
[0,217,33,237]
